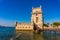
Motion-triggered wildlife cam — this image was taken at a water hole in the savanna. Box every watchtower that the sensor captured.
[31,5,43,29]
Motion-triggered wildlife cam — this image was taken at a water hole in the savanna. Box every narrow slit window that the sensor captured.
[36,13,38,16]
[36,17,38,23]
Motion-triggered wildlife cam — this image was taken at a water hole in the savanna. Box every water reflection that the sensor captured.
[15,31,60,40]
[43,31,60,40]
[15,31,44,40]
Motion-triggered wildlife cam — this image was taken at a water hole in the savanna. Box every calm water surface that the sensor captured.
[0,27,60,40]
[0,26,15,40]
[15,31,60,40]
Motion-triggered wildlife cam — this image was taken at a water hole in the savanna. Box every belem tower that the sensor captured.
[15,5,43,31]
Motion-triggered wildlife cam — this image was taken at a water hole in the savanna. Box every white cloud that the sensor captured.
[0,18,15,27]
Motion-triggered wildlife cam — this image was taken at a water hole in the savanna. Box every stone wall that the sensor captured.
[16,22,33,30]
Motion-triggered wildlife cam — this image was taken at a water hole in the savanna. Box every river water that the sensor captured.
[0,27,60,40]
[15,31,60,40]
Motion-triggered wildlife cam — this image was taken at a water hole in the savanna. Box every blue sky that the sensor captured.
[0,0,60,26]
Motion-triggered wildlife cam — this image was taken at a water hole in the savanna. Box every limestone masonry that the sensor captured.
[15,5,43,30]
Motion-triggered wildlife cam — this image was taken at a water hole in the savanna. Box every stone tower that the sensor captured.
[31,5,43,29]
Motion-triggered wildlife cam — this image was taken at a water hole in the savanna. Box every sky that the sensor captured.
[0,0,60,27]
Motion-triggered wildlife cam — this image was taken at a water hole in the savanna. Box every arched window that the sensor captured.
[29,26,30,28]
[23,27,24,28]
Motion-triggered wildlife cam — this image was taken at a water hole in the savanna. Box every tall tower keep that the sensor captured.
[31,5,43,29]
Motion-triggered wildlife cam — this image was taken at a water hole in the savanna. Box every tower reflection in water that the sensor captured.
[15,31,60,40]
